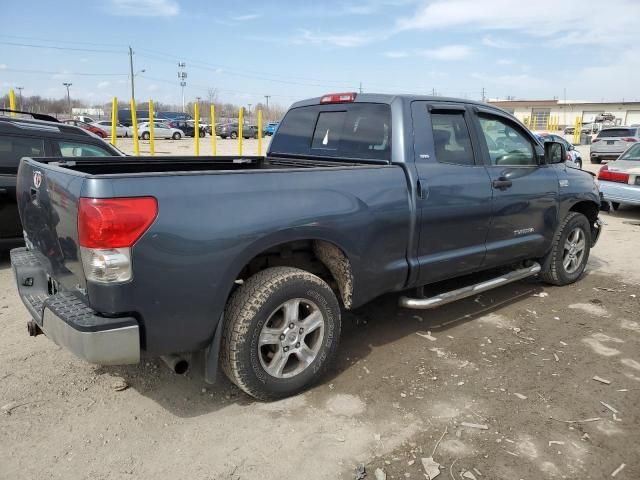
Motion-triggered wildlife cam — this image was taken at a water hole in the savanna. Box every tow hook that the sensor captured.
[27,320,43,337]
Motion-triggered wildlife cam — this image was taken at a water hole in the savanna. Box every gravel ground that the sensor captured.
[1,142,639,479]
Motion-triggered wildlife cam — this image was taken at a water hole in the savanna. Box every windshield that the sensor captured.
[619,143,640,161]
[270,103,391,161]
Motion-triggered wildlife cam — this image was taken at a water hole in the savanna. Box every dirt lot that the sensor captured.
[1,142,639,479]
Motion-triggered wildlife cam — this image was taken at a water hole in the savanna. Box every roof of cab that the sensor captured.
[0,115,94,138]
[290,93,498,109]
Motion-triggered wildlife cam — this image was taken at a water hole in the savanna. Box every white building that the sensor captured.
[488,99,640,129]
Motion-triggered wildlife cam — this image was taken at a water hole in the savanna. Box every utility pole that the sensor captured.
[129,46,136,101]
[563,87,567,128]
[431,87,436,96]
[359,82,363,94]
[15,87,23,110]
[63,83,72,115]
[481,87,486,103]
[178,62,187,113]
[264,95,270,110]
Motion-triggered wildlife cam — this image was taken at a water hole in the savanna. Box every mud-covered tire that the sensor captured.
[220,267,341,400]
[540,212,591,286]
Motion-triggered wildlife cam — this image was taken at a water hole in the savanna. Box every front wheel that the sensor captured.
[142,132,150,140]
[221,267,341,400]
[591,157,602,164]
[230,131,238,139]
[172,132,181,140]
[199,130,205,138]
[540,212,591,286]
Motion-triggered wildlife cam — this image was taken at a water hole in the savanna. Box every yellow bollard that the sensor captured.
[545,115,550,130]
[110,97,117,146]
[210,104,216,156]
[194,102,200,156]
[131,99,140,156]
[9,89,16,116]
[532,115,537,131]
[257,109,263,156]
[573,117,581,145]
[149,99,155,156]
[238,107,244,155]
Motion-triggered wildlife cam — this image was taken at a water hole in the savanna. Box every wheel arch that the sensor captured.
[227,235,356,310]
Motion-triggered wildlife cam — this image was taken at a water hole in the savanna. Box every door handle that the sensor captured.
[417,179,426,199]
[492,178,512,190]
[0,188,7,196]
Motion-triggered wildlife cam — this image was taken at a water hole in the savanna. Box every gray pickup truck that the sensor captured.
[11,93,604,400]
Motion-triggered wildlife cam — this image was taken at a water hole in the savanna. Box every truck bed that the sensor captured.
[36,155,384,176]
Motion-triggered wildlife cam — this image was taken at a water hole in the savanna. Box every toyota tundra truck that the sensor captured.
[11,93,604,400]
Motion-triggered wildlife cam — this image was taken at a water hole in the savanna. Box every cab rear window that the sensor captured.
[0,135,45,172]
[270,103,391,161]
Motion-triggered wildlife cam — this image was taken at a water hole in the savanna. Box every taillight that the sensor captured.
[320,92,357,104]
[78,197,157,283]
[622,137,637,142]
[592,138,600,143]
[598,165,629,184]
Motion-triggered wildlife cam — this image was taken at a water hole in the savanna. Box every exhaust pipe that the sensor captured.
[160,354,189,375]
[27,320,43,337]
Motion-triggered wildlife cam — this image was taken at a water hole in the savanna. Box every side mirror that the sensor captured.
[544,141,566,164]
[566,144,574,151]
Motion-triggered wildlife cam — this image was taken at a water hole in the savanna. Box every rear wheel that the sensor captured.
[221,267,341,400]
[591,157,602,164]
[611,202,620,211]
[199,130,205,138]
[142,132,150,140]
[540,212,591,286]
[230,131,238,139]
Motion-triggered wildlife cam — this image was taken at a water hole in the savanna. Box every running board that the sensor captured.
[399,263,541,310]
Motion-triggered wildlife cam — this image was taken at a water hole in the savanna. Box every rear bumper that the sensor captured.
[600,181,640,206]
[10,247,140,365]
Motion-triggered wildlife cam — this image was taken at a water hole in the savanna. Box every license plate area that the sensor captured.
[607,140,615,145]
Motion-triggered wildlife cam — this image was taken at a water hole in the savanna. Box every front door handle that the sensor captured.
[492,178,513,190]
[417,179,426,199]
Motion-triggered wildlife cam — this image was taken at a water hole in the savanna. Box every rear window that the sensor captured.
[598,128,637,138]
[0,135,45,172]
[270,103,391,161]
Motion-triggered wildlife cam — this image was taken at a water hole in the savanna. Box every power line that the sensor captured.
[2,67,127,77]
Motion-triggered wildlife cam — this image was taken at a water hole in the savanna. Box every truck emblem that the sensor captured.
[33,171,43,189]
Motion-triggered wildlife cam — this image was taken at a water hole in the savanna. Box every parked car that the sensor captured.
[73,115,96,124]
[216,123,239,139]
[242,125,261,139]
[596,113,616,122]
[168,120,206,138]
[590,126,640,163]
[92,120,131,137]
[535,133,582,169]
[264,122,279,136]
[0,109,122,248]
[62,119,108,138]
[598,142,640,210]
[10,93,604,400]
[137,122,184,140]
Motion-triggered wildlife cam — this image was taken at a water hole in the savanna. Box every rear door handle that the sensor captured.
[492,178,512,190]
[417,179,426,199]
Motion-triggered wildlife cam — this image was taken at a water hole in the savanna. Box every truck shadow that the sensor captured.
[96,277,543,418]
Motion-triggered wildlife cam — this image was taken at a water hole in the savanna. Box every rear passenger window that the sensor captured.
[430,112,475,166]
[57,141,111,157]
[0,135,45,172]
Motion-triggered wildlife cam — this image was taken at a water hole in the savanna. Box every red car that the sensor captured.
[62,119,108,138]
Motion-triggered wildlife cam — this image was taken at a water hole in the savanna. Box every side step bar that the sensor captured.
[399,262,541,310]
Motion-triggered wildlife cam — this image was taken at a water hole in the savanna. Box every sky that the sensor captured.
[2,0,640,109]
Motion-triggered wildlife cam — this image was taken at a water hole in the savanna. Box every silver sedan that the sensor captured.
[598,142,640,209]
[92,121,131,137]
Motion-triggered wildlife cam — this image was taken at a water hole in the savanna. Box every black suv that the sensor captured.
[168,120,206,138]
[0,110,122,248]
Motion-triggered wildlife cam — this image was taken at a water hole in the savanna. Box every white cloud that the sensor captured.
[482,35,519,49]
[0,64,7,70]
[398,0,640,46]
[419,45,471,61]
[97,81,111,89]
[496,59,515,65]
[231,13,260,21]
[293,29,381,47]
[107,0,179,17]
[384,51,409,58]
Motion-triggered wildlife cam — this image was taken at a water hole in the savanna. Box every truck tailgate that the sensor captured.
[16,158,87,294]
